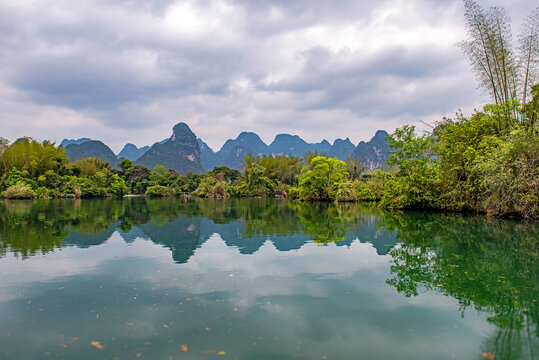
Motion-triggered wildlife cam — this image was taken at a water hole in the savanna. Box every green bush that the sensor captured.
[35,186,51,199]
[334,181,358,202]
[2,183,36,199]
[357,187,376,201]
[146,185,175,197]
[298,156,349,201]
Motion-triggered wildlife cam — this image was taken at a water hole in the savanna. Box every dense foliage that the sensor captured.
[0,138,127,199]
[1,95,537,219]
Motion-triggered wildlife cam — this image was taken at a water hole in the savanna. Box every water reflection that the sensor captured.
[0,198,537,359]
[384,211,538,359]
[0,198,397,261]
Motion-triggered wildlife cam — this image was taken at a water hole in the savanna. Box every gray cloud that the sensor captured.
[0,0,535,151]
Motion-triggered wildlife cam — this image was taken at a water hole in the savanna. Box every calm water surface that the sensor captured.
[0,198,537,359]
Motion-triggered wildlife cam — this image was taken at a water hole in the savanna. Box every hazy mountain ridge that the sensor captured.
[135,123,204,174]
[60,138,92,147]
[328,138,356,160]
[199,131,390,171]
[61,123,391,173]
[117,143,150,161]
[351,130,391,170]
[64,140,119,169]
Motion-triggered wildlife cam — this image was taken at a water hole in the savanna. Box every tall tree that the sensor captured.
[459,1,538,122]
[518,7,539,118]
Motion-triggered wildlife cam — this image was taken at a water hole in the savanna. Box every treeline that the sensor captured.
[0,94,537,219]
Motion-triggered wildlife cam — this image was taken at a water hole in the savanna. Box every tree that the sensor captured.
[74,157,110,176]
[460,1,539,121]
[0,138,68,179]
[298,156,349,201]
[345,155,364,180]
[0,138,8,156]
[118,158,133,172]
[386,125,435,175]
[381,126,442,210]
[518,8,539,112]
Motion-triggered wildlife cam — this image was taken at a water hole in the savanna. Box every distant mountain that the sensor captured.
[328,138,356,160]
[267,135,334,158]
[197,138,217,171]
[60,138,91,147]
[351,130,391,170]
[268,134,311,157]
[64,140,119,169]
[313,139,332,155]
[59,126,391,173]
[214,132,268,170]
[198,132,363,171]
[117,143,150,161]
[135,122,204,174]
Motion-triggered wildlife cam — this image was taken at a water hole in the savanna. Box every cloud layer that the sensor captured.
[0,0,533,151]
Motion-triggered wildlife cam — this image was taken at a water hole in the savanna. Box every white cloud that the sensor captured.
[0,0,534,151]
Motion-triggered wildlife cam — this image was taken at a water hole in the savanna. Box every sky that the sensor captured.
[0,0,535,153]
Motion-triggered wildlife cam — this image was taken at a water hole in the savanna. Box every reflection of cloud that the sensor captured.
[0,233,170,301]
[0,230,497,359]
[1,0,533,151]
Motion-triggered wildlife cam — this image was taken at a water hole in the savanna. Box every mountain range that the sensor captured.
[64,140,120,169]
[61,123,391,174]
[135,123,204,174]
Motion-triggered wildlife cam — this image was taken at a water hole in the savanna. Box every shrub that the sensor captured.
[357,187,376,201]
[287,186,300,200]
[334,181,358,202]
[35,186,51,199]
[146,185,175,197]
[210,180,229,198]
[2,183,36,199]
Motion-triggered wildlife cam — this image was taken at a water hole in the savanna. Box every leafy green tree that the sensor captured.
[345,155,364,180]
[149,164,178,188]
[74,157,110,176]
[380,126,441,209]
[256,155,302,185]
[302,151,327,169]
[146,185,175,197]
[435,104,538,217]
[0,138,68,180]
[118,158,133,172]
[460,0,538,122]
[298,156,349,201]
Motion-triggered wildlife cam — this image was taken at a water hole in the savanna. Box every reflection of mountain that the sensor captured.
[347,219,398,255]
[117,226,147,244]
[0,198,399,263]
[64,221,119,248]
[138,217,203,263]
[1,198,536,359]
[118,214,397,263]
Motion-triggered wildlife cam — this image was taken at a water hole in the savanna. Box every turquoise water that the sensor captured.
[0,198,537,359]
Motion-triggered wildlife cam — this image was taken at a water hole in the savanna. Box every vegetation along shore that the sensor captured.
[1,88,537,220]
[1,0,538,219]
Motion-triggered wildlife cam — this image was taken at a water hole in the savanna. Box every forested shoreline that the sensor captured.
[1,92,537,219]
[0,0,537,219]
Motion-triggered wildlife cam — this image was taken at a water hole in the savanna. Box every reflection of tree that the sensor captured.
[242,199,302,237]
[0,200,66,258]
[0,198,136,258]
[0,198,386,258]
[383,211,538,359]
[292,202,374,245]
[294,202,346,244]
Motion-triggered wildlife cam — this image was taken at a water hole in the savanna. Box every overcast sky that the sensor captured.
[0,0,534,152]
